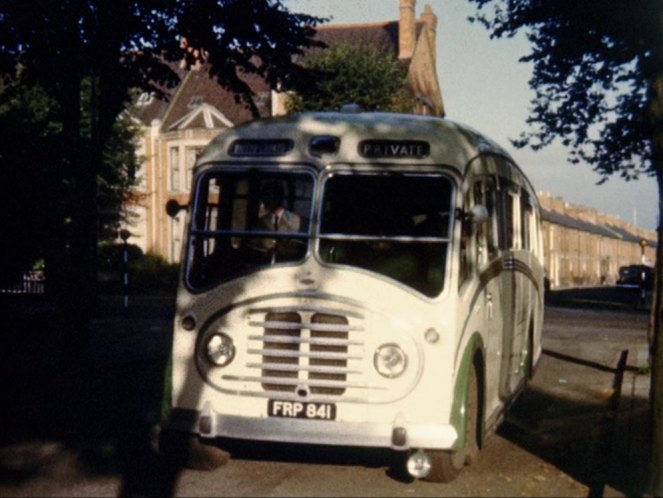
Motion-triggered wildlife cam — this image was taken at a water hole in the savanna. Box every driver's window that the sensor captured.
[187,170,314,289]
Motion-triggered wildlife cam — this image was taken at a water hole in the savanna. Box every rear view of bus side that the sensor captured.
[161,111,544,482]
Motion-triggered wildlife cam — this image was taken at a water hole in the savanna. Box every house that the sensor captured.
[127,0,445,262]
[128,64,272,260]
[272,0,444,116]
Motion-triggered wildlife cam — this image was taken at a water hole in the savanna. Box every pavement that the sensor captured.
[0,289,656,497]
[505,306,653,497]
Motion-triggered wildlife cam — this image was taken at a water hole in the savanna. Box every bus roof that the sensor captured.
[197,111,513,173]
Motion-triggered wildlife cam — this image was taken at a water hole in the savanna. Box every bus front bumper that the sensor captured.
[166,407,458,451]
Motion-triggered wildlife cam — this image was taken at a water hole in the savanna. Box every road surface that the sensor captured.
[0,302,652,497]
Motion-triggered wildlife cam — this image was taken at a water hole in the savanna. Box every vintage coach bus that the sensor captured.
[160,110,544,482]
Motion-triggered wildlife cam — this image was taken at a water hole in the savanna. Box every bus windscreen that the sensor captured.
[319,173,453,297]
[186,169,453,297]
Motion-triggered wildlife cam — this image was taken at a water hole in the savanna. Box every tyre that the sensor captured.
[159,429,229,470]
[425,364,480,483]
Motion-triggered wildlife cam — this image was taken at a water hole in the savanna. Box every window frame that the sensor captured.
[317,169,456,298]
[184,165,317,292]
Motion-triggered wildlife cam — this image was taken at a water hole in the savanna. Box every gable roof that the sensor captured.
[159,68,270,132]
[312,20,434,72]
[131,61,271,130]
[131,61,187,126]
[314,21,410,59]
[167,102,234,131]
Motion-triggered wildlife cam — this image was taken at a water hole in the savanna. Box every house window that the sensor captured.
[185,146,204,191]
[500,183,521,250]
[170,214,184,263]
[169,146,181,192]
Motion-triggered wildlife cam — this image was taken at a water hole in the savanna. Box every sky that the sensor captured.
[285,0,659,230]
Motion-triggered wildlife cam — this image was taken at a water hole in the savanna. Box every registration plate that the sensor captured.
[268,400,336,420]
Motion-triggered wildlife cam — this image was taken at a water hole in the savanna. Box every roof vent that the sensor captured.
[339,103,363,113]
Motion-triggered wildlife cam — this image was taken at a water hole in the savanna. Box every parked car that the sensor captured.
[616,264,654,290]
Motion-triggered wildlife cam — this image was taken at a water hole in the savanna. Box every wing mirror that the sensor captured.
[469,204,489,225]
[166,199,188,218]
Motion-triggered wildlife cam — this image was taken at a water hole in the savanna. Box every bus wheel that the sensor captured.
[159,429,229,470]
[425,365,480,483]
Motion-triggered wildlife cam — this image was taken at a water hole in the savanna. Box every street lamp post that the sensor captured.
[638,239,649,309]
[119,229,131,316]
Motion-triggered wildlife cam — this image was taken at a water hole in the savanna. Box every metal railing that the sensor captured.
[0,271,46,295]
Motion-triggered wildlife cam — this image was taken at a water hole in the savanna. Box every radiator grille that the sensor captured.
[261,312,302,392]
[309,313,348,395]
[249,308,361,398]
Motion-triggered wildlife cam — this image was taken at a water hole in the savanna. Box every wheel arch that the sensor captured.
[450,332,485,450]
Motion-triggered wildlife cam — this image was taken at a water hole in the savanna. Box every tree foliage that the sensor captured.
[0,0,324,312]
[286,43,416,113]
[0,1,325,121]
[0,79,141,277]
[468,0,662,182]
[0,83,62,280]
[97,108,144,242]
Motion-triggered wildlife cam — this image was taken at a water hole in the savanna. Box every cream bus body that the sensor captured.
[162,111,545,481]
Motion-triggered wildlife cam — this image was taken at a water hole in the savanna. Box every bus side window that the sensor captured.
[499,180,521,251]
[473,177,499,266]
[504,191,515,249]
[459,189,473,286]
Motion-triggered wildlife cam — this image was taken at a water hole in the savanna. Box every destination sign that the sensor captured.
[359,140,430,159]
[229,139,294,157]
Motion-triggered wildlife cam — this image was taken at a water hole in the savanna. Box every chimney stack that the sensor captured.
[399,0,416,60]
[421,4,437,62]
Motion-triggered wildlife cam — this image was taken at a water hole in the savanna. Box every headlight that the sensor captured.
[374,343,407,378]
[205,333,235,367]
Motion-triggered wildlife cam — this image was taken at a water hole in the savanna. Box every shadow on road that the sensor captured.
[545,285,651,312]
[0,294,181,496]
[501,347,651,497]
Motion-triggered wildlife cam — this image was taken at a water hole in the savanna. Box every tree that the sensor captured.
[0,83,61,284]
[467,0,663,493]
[286,42,416,113]
[0,80,142,282]
[91,94,145,243]
[0,0,324,339]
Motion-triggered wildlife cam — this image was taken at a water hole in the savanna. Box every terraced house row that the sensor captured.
[539,192,656,288]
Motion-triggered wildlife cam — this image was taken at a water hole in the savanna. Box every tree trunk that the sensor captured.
[54,66,95,353]
[649,71,663,497]
[652,173,663,496]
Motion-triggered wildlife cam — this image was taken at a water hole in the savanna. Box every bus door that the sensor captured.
[497,178,526,396]
[472,176,505,413]
[513,192,538,376]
